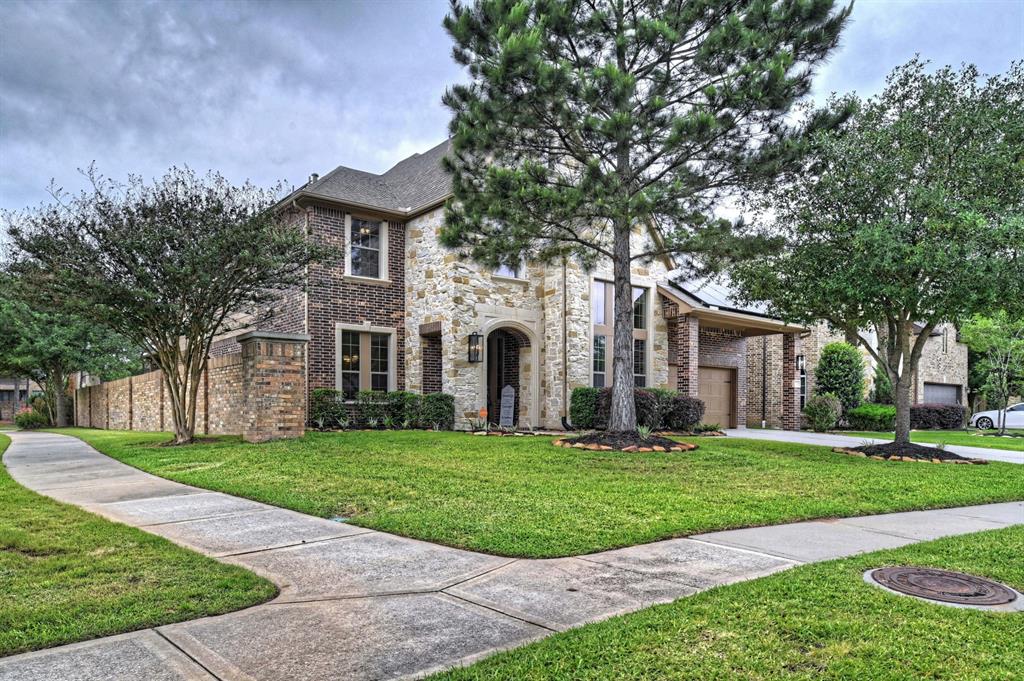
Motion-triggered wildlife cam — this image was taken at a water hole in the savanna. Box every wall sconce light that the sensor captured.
[468,332,483,363]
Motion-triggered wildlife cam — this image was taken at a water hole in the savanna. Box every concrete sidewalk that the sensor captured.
[1,431,1021,681]
[725,428,1024,464]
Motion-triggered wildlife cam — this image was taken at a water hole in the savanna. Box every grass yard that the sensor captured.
[0,433,276,657]
[53,428,1024,558]
[841,429,1024,452]
[431,527,1024,680]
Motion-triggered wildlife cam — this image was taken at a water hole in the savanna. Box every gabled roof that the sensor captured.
[296,139,453,216]
[658,272,805,335]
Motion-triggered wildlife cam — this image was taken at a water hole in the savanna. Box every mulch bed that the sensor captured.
[554,431,697,453]
[833,441,987,465]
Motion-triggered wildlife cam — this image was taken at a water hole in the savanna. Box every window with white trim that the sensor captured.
[797,355,807,409]
[338,328,393,398]
[494,258,525,279]
[593,335,607,387]
[348,216,387,279]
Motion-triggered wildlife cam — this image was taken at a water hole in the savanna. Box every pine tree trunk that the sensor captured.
[608,217,637,433]
[894,374,912,445]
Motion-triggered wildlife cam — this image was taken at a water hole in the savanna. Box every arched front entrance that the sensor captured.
[485,327,530,426]
[476,319,541,429]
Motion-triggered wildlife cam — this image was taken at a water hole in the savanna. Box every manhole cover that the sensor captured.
[869,567,1017,606]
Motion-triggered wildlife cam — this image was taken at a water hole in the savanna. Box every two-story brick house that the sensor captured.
[212,139,808,430]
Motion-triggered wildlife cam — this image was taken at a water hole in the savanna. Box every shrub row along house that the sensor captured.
[74,139,967,435]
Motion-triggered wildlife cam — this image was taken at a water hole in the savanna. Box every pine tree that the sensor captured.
[441,0,851,431]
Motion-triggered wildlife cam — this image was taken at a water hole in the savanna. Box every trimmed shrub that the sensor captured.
[357,390,387,426]
[385,391,421,427]
[647,388,678,430]
[421,393,455,430]
[846,403,896,431]
[310,388,347,429]
[595,388,662,430]
[15,408,49,430]
[667,395,705,431]
[911,403,965,430]
[871,364,894,405]
[815,342,864,412]
[803,393,842,433]
[569,387,600,429]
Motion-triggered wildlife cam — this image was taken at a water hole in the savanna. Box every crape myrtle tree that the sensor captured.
[6,168,331,444]
[733,60,1024,446]
[0,274,139,426]
[440,0,851,432]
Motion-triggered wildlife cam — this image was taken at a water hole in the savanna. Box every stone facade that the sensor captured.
[746,321,968,427]
[404,208,673,429]
[75,333,307,442]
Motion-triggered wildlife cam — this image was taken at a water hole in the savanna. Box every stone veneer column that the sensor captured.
[781,332,802,431]
[676,315,700,397]
[238,331,309,443]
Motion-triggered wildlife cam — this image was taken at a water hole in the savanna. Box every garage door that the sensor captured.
[923,382,961,405]
[699,366,735,428]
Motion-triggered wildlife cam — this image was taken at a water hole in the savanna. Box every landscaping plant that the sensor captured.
[803,393,842,433]
[814,342,864,413]
[441,0,851,432]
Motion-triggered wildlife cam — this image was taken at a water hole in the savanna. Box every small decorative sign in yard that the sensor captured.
[499,385,515,428]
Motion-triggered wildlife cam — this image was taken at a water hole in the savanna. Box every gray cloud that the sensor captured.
[1,0,1021,212]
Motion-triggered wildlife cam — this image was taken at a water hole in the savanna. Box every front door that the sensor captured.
[699,366,735,428]
[486,333,506,423]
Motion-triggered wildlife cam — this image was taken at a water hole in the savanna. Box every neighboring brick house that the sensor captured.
[747,321,968,428]
[214,139,806,430]
[0,376,38,422]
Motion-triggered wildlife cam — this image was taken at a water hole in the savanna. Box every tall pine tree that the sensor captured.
[441,0,850,431]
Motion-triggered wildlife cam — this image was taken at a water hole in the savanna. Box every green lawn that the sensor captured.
[431,527,1024,681]
[841,429,1024,452]
[52,428,1024,558]
[0,433,276,657]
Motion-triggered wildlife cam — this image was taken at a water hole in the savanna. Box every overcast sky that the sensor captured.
[1,0,1021,212]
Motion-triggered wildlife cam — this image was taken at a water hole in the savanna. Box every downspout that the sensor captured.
[761,340,767,428]
[561,256,572,431]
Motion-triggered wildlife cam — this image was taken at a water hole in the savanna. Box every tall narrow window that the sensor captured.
[797,355,807,409]
[340,331,361,398]
[633,339,646,388]
[591,280,608,325]
[370,333,389,391]
[593,335,607,387]
[350,218,382,278]
[632,287,647,329]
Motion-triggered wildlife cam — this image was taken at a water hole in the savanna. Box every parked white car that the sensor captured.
[969,403,1024,430]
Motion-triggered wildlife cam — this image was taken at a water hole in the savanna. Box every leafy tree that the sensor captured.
[734,60,1024,445]
[870,363,894,405]
[961,312,1024,434]
[0,275,138,426]
[441,0,851,432]
[814,342,863,413]
[5,168,331,444]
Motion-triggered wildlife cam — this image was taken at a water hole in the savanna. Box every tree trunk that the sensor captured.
[607,217,637,433]
[893,373,912,444]
[54,377,68,427]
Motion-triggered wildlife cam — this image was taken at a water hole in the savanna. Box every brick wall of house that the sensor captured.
[74,333,307,442]
[303,205,406,398]
[422,335,443,394]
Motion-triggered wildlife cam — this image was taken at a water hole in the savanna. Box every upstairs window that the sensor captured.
[349,217,387,279]
[494,258,525,279]
[632,287,647,329]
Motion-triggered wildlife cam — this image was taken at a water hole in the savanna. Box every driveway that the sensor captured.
[725,428,1024,465]
[1,431,1021,681]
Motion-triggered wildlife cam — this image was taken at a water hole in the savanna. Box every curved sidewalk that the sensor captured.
[725,428,1024,464]
[1,431,1021,681]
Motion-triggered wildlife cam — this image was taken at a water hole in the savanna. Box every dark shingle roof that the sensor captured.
[663,272,775,318]
[304,139,452,214]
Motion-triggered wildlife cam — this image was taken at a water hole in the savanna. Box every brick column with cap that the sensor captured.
[781,332,802,431]
[239,331,309,443]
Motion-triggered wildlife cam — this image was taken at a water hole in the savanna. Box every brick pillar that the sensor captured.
[781,332,802,431]
[676,315,700,397]
[239,331,310,443]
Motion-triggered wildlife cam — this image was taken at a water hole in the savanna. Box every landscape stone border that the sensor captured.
[831,447,986,464]
[552,438,698,453]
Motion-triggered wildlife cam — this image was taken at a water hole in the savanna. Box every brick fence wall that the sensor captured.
[75,332,308,443]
